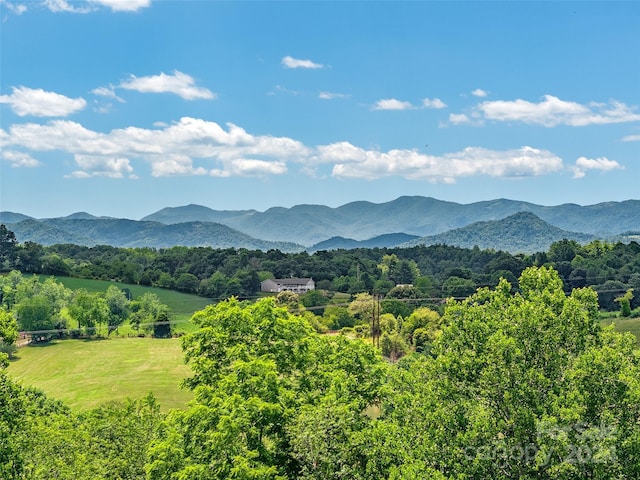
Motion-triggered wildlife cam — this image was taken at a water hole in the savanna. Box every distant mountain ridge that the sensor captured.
[140,196,639,245]
[308,233,421,252]
[400,212,596,254]
[2,196,638,253]
[2,217,304,252]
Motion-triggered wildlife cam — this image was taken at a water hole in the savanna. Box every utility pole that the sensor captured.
[371,292,381,348]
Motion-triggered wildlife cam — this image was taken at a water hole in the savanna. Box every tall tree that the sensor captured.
[104,285,130,335]
[146,297,386,480]
[0,309,19,357]
[372,266,640,478]
[0,225,18,271]
[130,292,171,334]
[68,289,109,335]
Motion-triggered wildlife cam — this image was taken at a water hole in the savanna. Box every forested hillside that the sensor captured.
[3,196,639,249]
[3,218,304,252]
[402,212,596,253]
[1,224,639,313]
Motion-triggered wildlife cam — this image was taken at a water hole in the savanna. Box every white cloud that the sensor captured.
[120,71,215,100]
[90,0,150,11]
[2,1,27,14]
[5,117,586,184]
[325,144,563,181]
[281,56,323,69]
[0,86,86,117]
[147,154,208,177]
[372,99,415,111]
[2,118,308,178]
[571,156,623,179]
[319,91,349,100]
[449,113,472,125]
[471,88,488,97]
[92,85,125,102]
[422,98,447,109]
[1,150,41,167]
[268,85,299,96]
[315,142,367,164]
[43,0,150,12]
[68,155,134,178]
[224,159,287,177]
[44,0,91,13]
[621,134,640,142]
[475,95,640,127]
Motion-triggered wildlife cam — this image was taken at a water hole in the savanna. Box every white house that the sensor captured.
[261,278,315,294]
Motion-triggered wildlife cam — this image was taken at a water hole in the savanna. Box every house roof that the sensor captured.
[263,278,313,285]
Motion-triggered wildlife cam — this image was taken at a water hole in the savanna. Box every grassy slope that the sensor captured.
[8,276,211,411]
[7,338,193,411]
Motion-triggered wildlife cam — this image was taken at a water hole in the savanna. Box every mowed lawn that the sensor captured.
[7,337,193,412]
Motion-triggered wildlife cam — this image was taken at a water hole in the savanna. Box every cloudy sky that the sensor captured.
[1,1,638,219]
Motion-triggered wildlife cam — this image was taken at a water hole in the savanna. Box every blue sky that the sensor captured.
[1,1,639,220]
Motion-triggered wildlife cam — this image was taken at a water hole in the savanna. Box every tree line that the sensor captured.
[1,266,639,478]
[0,271,173,353]
[1,224,639,312]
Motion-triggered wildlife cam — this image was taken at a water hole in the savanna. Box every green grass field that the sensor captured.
[7,337,193,412]
[7,276,211,411]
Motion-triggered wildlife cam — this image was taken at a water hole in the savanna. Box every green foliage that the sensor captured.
[5,227,640,315]
[275,290,301,309]
[0,224,18,271]
[15,295,56,339]
[441,275,476,298]
[13,393,162,479]
[348,292,375,323]
[373,266,640,478]
[0,309,18,346]
[2,264,640,478]
[615,289,633,317]
[130,292,171,333]
[104,285,130,334]
[401,307,441,347]
[380,331,408,361]
[147,297,387,479]
[46,275,211,323]
[68,289,109,335]
[0,309,19,358]
[323,304,355,330]
[299,289,329,316]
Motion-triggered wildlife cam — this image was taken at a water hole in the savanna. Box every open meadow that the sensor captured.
[7,276,213,411]
[7,337,193,411]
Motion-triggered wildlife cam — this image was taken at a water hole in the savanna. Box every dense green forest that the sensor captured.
[1,224,639,312]
[1,266,639,479]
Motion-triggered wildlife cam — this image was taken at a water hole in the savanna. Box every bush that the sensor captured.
[380,332,408,361]
[0,340,17,358]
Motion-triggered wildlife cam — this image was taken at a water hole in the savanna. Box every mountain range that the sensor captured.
[1,196,638,254]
